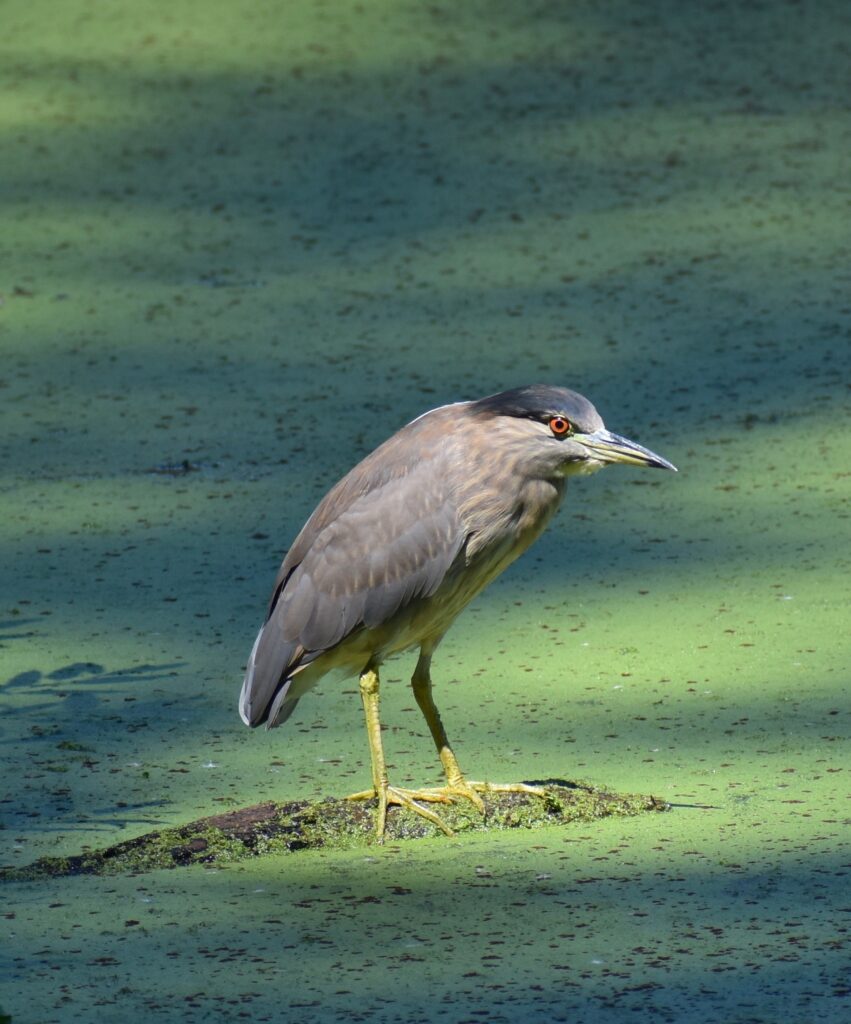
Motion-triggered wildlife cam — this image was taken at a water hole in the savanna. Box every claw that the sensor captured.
[347,784,455,837]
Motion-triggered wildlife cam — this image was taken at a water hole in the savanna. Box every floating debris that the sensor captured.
[146,459,202,476]
[1,781,669,879]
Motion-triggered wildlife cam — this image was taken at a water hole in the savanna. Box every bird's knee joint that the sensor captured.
[359,669,380,697]
[411,672,428,696]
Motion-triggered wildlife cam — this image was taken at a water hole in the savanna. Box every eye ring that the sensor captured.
[549,416,572,437]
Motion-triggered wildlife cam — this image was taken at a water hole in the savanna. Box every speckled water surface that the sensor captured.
[1,1,849,1021]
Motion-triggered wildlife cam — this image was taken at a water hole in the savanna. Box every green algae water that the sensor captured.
[2,0,849,1021]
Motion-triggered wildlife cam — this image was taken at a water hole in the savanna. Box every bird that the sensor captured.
[239,385,677,838]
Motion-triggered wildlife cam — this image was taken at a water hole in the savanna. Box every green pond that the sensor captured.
[1,0,849,1020]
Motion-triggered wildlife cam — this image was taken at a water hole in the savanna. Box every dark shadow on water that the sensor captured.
[8,801,174,837]
[4,660,182,689]
[1,659,202,770]
[2,661,156,707]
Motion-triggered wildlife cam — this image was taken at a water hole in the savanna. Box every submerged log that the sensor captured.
[2,780,668,880]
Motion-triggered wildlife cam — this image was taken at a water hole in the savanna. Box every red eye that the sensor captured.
[549,416,571,437]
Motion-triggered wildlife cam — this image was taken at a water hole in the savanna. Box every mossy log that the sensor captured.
[2,780,668,880]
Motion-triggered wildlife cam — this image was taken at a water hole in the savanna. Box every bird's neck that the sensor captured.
[460,474,564,564]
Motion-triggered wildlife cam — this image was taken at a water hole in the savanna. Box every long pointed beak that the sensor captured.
[576,428,678,472]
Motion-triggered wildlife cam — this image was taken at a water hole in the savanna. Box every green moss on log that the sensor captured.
[1,781,668,880]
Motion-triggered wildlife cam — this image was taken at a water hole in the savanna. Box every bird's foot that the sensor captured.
[345,780,552,839]
[349,776,491,815]
[415,780,554,814]
[418,781,486,815]
[346,784,456,838]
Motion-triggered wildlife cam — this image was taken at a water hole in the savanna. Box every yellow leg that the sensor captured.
[411,653,486,813]
[410,652,552,807]
[348,666,455,838]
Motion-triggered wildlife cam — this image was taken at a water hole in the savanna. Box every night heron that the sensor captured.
[240,385,676,837]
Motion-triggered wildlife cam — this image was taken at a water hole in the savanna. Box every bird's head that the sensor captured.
[469,385,677,478]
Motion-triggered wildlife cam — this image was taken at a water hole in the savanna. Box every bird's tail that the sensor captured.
[239,622,302,729]
[238,626,265,726]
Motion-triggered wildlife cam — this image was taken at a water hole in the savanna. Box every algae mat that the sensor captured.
[3,785,669,879]
[1,0,849,1021]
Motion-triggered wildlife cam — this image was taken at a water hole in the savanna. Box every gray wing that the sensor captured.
[239,424,466,728]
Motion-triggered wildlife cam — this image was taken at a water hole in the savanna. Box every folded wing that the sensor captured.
[239,430,466,728]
